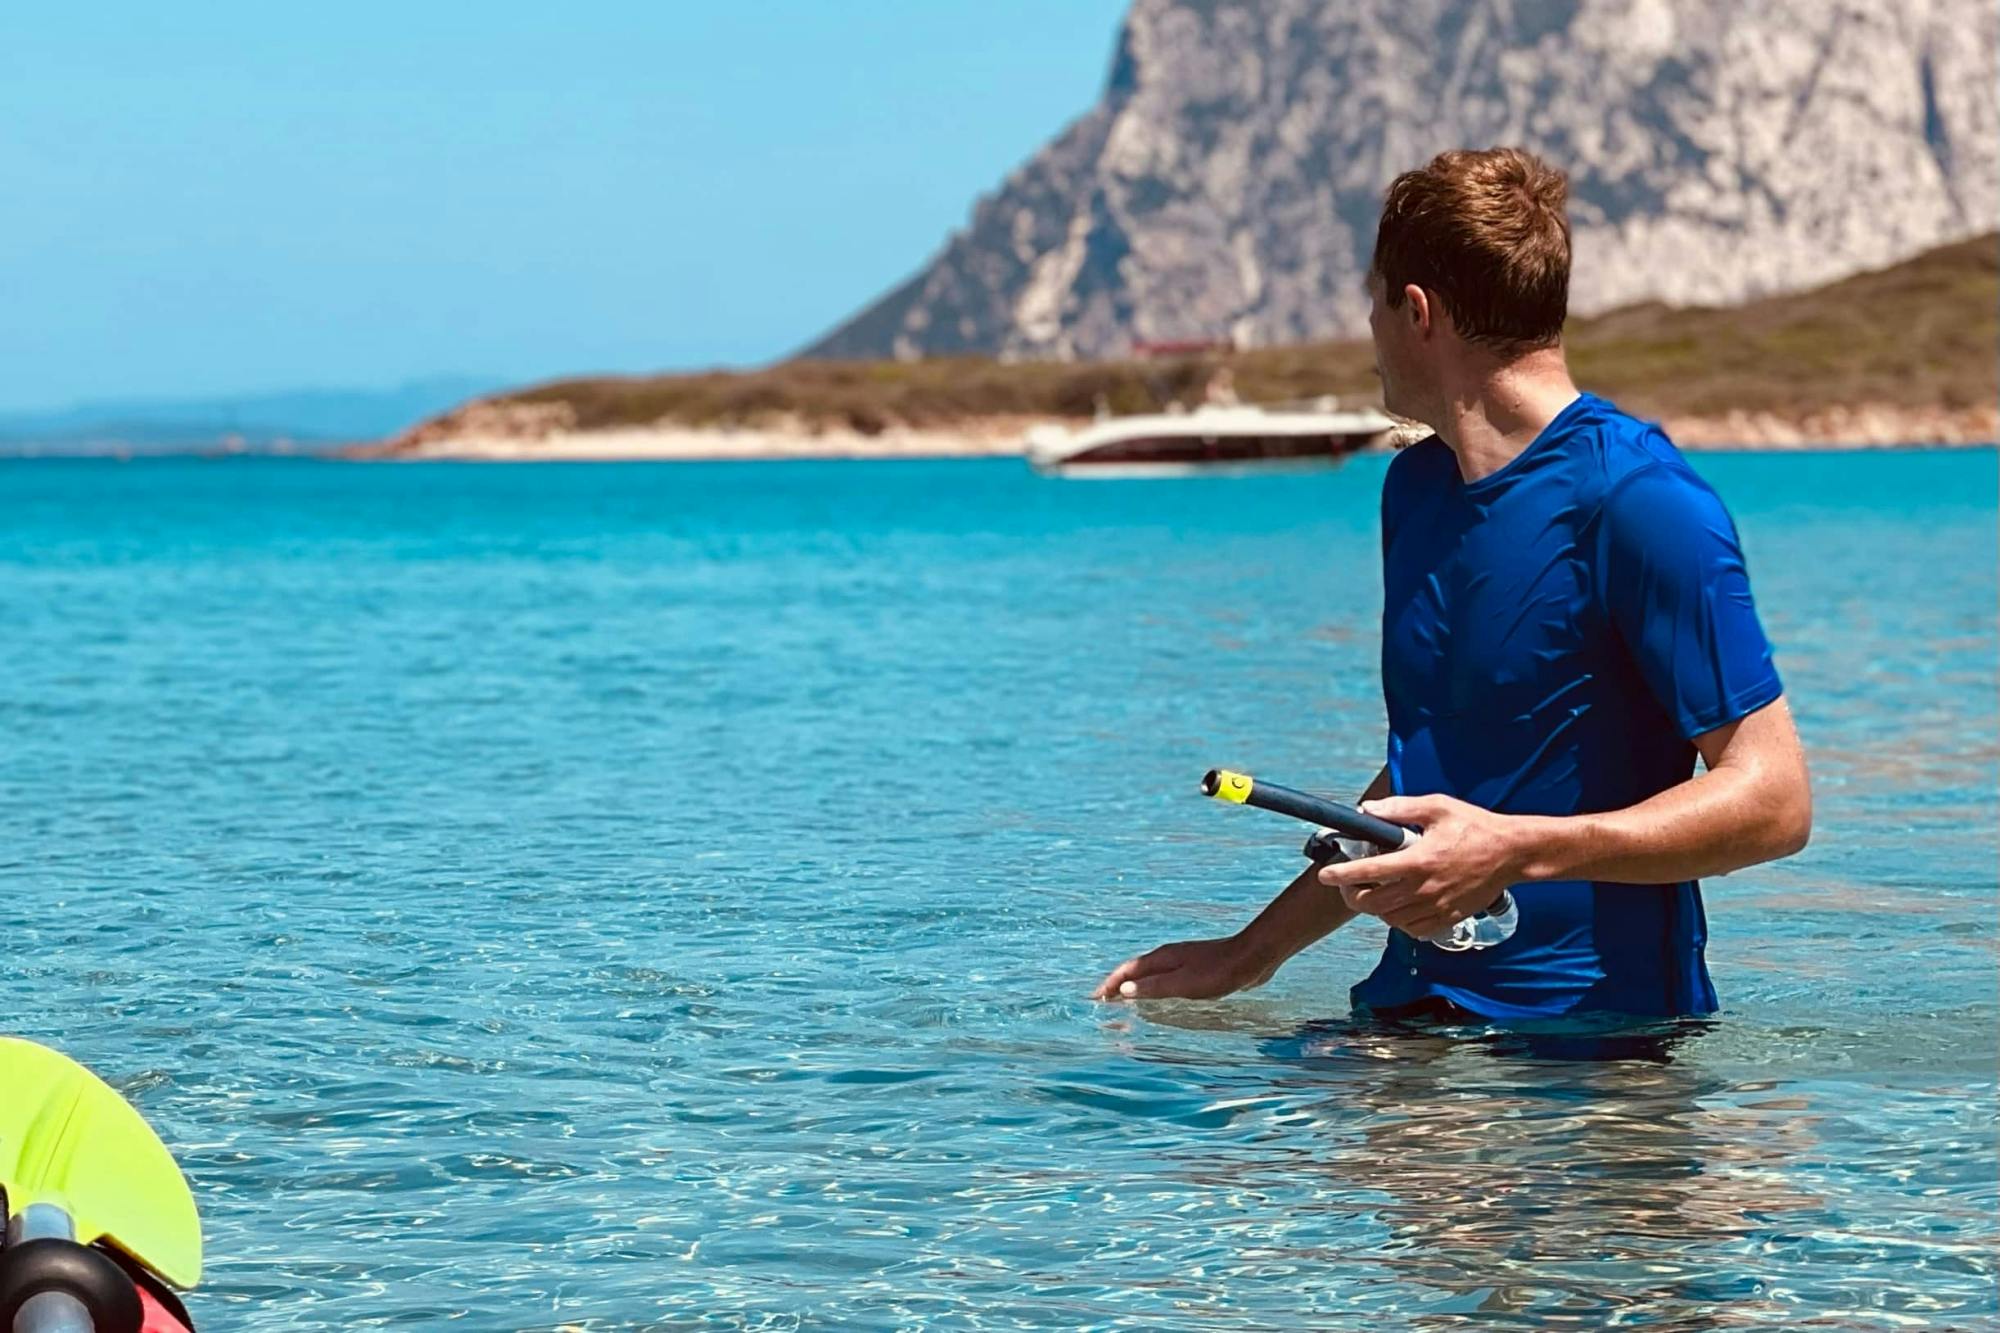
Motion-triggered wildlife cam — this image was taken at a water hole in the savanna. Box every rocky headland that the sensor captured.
[373,234,1997,460]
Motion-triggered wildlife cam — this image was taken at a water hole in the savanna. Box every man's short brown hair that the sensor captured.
[1370,147,1571,354]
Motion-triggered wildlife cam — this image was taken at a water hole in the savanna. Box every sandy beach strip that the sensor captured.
[367,403,1996,462]
[369,414,1039,463]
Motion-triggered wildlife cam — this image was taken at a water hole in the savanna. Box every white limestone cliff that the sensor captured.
[804,0,1999,361]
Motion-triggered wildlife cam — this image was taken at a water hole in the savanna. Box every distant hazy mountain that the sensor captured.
[805,0,2000,361]
[0,378,504,455]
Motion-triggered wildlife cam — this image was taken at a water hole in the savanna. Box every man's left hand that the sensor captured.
[1315,793,1528,939]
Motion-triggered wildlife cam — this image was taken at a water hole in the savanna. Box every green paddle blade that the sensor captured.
[0,1037,201,1288]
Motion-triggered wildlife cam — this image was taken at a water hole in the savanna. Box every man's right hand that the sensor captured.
[1091,935,1272,1001]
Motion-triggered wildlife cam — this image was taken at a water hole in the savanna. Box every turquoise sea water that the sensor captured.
[2,450,1994,1330]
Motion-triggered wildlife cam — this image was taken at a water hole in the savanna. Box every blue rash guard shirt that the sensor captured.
[1351,393,1783,1021]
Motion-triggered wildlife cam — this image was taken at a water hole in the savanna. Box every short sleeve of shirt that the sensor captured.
[1380,437,1442,561]
[1380,466,1396,560]
[1598,462,1783,739]
[1380,444,1413,558]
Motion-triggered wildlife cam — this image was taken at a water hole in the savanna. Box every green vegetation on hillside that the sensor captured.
[482,234,1996,435]
[1566,233,1998,418]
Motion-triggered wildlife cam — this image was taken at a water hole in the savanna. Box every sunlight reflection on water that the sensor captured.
[0,451,1992,1329]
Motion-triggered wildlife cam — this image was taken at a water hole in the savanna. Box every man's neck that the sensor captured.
[1432,347,1580,483]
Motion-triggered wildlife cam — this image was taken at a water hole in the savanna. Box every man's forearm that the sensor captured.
[1231,766,1389,973]
[1325,704,1810,939]
[1509,758,1810,885]
[1233,863,1358,976]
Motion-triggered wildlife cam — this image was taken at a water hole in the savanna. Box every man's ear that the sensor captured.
[1403,284,1432,337]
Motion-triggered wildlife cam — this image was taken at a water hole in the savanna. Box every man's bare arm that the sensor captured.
[1226,764,1392,971]
[1092,766,1388,999]
[1322,700,1811,939]
[1512,696,1810,882]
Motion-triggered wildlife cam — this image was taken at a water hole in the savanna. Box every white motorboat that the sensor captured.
[1023,398,1395,477]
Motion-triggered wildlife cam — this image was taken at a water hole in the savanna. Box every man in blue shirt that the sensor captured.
[1095,147,1812,1021]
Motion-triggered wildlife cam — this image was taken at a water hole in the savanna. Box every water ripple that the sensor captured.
[0,453,1992,1329]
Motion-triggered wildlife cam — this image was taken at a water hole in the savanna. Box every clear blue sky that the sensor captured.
[0,2,1129,412]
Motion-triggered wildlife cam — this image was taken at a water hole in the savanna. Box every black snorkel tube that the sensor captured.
[1200,767,1518,951]
[1201,768,1412,854]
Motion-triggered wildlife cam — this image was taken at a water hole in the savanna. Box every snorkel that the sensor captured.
[1201,769,1517,951]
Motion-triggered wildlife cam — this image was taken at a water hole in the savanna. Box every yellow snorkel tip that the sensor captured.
[1201,769,1255,804]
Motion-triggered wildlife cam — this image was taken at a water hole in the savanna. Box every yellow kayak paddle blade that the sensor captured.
[0,1037,202,1288]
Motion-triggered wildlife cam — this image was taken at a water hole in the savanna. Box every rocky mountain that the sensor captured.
[804,0,1999,362]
